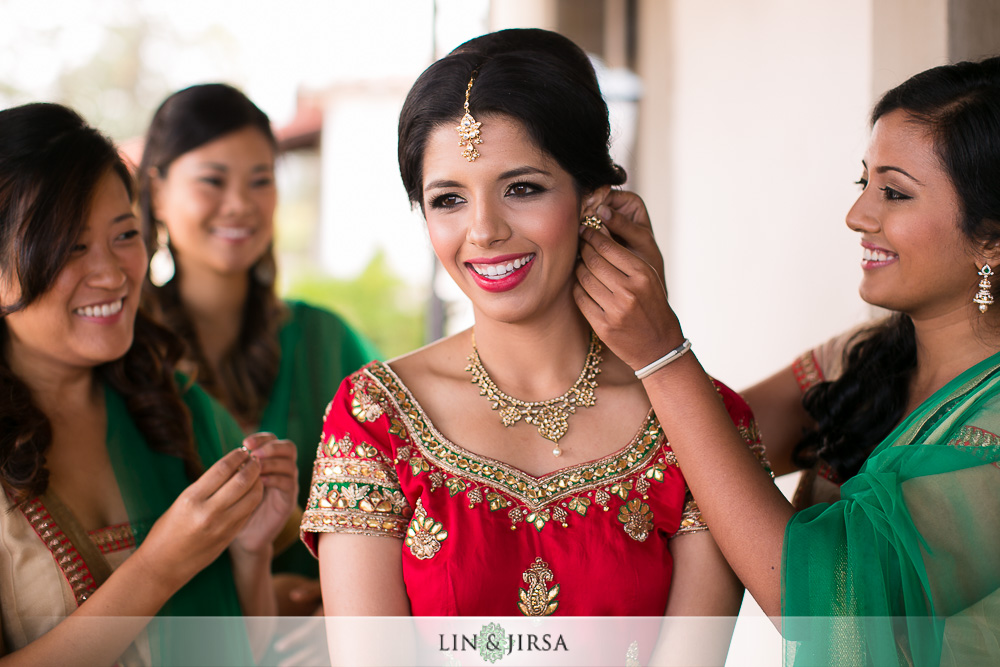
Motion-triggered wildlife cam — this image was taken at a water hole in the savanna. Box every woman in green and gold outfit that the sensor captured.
[138,84,377,594]
[578,58,1000,664]
[0,103,296,665]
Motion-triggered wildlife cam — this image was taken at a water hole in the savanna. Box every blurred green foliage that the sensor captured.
[283,250,426,360]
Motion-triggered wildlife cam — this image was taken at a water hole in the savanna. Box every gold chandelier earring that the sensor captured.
[974,264,994,313]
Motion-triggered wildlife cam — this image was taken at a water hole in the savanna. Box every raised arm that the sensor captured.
[574,223,793,619]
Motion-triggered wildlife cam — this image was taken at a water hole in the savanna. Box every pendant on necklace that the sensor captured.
[465,331,602,457]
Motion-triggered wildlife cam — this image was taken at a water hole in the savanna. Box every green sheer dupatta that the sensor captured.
[782,351,1000,666]
[261,301,378,577]
[105,381,253,665]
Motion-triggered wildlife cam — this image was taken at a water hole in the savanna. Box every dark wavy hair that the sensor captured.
[0,103,200,505]
[795,56,1000,480]
[398,28,626,209]
[138,83,286,426]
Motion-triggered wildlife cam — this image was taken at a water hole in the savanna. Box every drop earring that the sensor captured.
[252,250,277,287]
[974,264,994,313]
[149,225,175,287]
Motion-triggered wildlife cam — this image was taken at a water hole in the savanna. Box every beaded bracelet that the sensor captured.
[634,338,692,379]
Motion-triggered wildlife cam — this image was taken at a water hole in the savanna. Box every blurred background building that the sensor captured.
[2,1,998,662]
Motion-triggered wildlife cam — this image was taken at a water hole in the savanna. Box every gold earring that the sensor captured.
[581,215,602,230]
[974,264,994,313]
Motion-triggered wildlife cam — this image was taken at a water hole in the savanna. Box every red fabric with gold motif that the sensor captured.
[301,362,764,616]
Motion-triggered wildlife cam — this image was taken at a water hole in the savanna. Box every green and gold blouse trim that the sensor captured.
[302,431,412,539]
[354,362,704,535]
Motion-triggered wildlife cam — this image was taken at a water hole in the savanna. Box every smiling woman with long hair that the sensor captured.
[577,57,1000,665]
[0,102,296,665]
[300,28,769,664]
[138,85,377,593]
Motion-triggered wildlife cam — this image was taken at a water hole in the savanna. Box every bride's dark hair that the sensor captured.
[398,28,626,209]
[795,56,1000,480]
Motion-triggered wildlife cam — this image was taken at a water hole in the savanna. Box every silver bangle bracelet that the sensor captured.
[634,338,692,379]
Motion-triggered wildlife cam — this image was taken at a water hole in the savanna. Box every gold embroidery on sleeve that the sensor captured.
[792,350,824,393]
[947,425,1000,469]
[738,419,772,477]
[948,425,1000,448]
[302,408,412,538]
[405,498,448,560]
[518,557,560,616]
[675,492,705,536]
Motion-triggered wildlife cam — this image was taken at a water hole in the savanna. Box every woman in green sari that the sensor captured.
[575,59,1000,664]
[0,103,297,665]
[137,85,377,605]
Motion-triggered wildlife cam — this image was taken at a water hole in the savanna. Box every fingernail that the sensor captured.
[597,205,611,221]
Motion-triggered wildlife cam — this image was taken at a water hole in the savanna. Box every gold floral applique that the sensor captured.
[323,432,354,457]
[405,498,448,560]
[618,498,653,542]
[518,557,559,616]
[350,378,387,423]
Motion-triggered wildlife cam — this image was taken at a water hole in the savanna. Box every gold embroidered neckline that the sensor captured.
[368,361,662,506]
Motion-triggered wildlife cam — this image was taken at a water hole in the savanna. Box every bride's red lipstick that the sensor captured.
[465,253,535,293]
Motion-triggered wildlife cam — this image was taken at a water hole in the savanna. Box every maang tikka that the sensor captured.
[456,71,483,162]
[974,264,994,313]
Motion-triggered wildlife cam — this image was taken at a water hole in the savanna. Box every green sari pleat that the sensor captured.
[261,301,378,576]
[782,350,1000,665]
[105,381,254,665]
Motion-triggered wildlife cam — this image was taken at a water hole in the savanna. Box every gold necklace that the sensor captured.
[465,331,602,456]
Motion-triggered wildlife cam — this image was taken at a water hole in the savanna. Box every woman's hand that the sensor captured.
[594,190,666,287]
[574,224,684,371]
[132,446,264,595]
[232,432,298,554]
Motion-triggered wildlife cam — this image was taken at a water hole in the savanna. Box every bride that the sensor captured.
[302,29,765,660]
